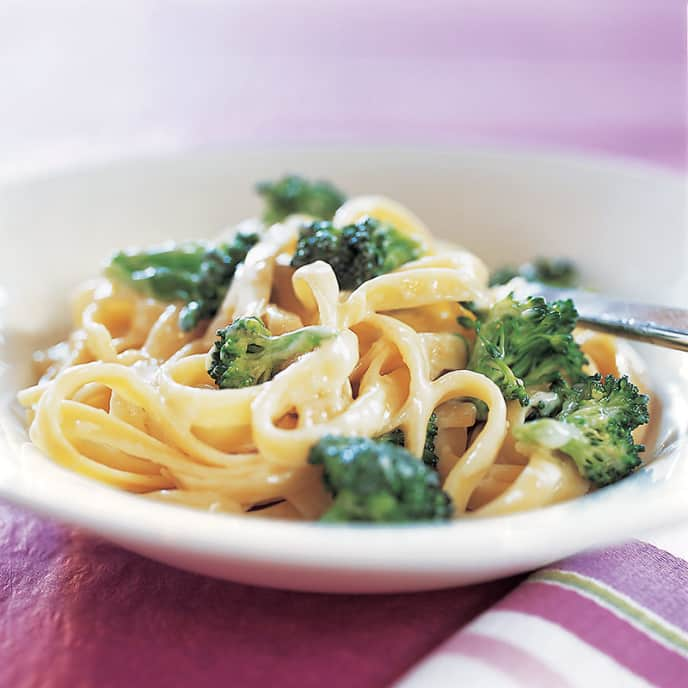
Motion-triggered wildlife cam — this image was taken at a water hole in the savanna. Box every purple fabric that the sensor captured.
[0,3,686,687]
[557,541,688,633]
[0,505,519,688]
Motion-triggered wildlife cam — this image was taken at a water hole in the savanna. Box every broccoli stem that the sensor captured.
[208,316,336,389]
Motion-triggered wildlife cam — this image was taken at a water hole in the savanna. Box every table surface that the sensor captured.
[0,3,686,687]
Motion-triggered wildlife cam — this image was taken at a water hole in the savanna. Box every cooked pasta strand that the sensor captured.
[18,195,651,518]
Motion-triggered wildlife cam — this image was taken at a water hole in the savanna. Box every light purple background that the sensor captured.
[0,1,685,180]
[0,3,686,687]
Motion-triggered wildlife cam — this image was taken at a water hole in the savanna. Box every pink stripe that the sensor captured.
[500,582,688,688]
[441,631,572,688]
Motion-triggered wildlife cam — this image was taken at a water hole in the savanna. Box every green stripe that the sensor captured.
[531,569,688,656]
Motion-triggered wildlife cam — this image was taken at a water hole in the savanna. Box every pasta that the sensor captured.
[18,181,653,522]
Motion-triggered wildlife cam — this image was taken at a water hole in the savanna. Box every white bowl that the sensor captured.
[1,147,686,593]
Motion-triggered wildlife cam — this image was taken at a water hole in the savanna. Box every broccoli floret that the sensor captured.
[291,217,422,290]
[514,375,649,486]
[308,435,453,522]
[207,317,335,388]
[463,295,587,406]
[256,174,346,224]
[489,257,579,288]
[106,232,259,331]
[378,413,439,468]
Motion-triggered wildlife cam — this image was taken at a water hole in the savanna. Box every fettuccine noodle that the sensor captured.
[18,195,651,519]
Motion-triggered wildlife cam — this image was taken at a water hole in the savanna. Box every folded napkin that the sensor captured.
[397,542,688,688]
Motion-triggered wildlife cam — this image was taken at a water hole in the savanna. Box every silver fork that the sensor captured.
[530,286,688,353]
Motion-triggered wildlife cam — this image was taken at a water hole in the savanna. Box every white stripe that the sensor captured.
[466,610,652,688]
[394,653,521,688]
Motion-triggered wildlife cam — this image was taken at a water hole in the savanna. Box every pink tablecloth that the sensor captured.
[0,3,685,687]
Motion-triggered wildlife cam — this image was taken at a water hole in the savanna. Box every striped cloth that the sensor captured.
[397,542,688,687]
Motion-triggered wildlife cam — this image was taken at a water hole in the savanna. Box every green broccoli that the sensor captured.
[378,413,439,468]
[291,217,422,290]
[514,375,649,486]
[207,316,335,388]
[256,174,346,224]
[308,435,453,522]
[463,295,587,406]
[106,232,259,331]
[489,257,579,288]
